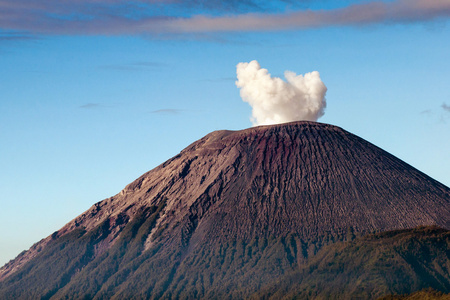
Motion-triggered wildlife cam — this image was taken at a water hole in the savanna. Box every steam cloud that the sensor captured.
[236,60,327,126]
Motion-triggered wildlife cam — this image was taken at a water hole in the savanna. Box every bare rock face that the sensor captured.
[59,121,450,240]
[0,121,449,298]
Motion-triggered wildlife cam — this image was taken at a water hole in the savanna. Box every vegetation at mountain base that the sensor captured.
[379,288,450,300]
[0,225,448,299]
[252,226,450,299]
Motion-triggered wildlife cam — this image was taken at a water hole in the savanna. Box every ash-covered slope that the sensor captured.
[1,121,449,299]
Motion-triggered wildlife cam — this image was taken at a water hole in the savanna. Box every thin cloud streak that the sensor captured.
[150,108,185,114]
[0,31,39,41]
[99,61,166,71]
[79,103,102,109]
[442,103,450,113]
[166,0,450,33]
[0,0,449,35]
[201,77,235,82]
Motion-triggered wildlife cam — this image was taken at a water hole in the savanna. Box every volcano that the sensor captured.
[1,121,449,299]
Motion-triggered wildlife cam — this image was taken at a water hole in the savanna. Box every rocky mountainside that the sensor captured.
[0,121,449,299]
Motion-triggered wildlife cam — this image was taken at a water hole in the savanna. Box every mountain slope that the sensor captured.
[254,226,450,299]
[1,121,449,298]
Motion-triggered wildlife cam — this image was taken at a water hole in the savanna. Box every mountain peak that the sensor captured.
[1,121,449,298]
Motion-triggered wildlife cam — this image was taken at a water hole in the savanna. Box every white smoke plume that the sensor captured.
[236,60,327,126]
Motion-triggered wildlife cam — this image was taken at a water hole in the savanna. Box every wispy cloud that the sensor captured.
[150,108,185,114]
[79,103,103,109]
[0,0,449,36]
[442,103,450,113]
[166,0,450,33]
[99,61,166,72]
[201,77,235,82]
[421,103,450,124]
[0,31,39,42]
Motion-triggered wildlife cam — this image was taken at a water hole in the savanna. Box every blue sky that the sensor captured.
[1,0,449,266]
